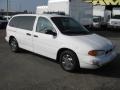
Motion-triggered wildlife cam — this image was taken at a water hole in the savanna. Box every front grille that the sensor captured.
[111,21,120,25]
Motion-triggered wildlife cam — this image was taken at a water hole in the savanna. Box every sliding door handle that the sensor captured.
[34,35,38,37]
[26,33,31,36]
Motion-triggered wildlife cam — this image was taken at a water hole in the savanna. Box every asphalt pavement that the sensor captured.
[0,29,120,90]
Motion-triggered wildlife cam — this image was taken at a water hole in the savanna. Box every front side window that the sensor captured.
[51,17,90,35]
[9,16,36,31]
[36,17,55,33]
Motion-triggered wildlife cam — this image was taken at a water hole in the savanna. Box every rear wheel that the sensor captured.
[9,38,19,52]
[59,50,80,72]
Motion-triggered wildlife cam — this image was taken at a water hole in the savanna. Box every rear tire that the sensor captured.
[59,50,80,72]
[9,38,19,52]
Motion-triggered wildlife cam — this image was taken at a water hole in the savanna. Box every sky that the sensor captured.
[0,0,48,12]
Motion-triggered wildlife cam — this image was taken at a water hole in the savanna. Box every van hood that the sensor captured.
[69,34,113,51]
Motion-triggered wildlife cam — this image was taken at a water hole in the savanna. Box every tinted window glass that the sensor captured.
[0,16,6,20]
[36,17,55,33]
[9,16,36,31]
[112,15,120,19]
[93,16,101,22]
[51,17,90,35]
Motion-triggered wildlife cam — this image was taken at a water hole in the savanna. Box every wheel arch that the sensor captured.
[9,36,16,44]
[56,48,79,62]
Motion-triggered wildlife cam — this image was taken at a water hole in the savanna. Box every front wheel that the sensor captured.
[59,50,80,72]
[9,38,19,52]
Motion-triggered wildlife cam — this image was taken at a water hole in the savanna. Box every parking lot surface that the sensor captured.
[0,29,120,90]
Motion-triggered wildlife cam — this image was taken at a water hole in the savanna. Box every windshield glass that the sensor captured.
[112,15,120,19]
[93,16,101,22]
[51,17,90,35]
[0,16,6,20]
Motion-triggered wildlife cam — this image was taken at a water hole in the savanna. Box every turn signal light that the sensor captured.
[88,50,97,56]
[88,50,105,56]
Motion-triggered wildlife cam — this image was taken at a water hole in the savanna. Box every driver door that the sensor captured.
[33,17,58,59]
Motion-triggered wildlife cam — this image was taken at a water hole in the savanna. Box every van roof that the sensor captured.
[13,14,69,18]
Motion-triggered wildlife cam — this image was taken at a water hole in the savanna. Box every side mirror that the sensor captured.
[45,30,57,36]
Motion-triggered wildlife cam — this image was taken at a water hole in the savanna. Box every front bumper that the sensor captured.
[93,23,101,28]
[78,50,117,69]
[108,24,120,28]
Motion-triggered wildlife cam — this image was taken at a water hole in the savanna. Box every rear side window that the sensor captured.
[9,16,36,31]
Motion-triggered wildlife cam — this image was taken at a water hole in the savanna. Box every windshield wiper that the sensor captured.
[63,29,90,35]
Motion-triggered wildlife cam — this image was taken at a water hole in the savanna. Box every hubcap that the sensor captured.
[62,54,74,70]
[10,40,17,50]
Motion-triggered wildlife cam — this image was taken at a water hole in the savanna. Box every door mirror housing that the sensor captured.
[45,30,57,36]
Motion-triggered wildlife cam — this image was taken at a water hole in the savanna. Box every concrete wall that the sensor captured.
[70,0,93,25]
[48,0,69,15]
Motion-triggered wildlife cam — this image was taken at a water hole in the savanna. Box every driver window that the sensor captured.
[36,17,55,33]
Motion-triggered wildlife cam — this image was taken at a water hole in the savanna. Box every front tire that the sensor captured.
[9,38,19,52]
[59,50,80,72]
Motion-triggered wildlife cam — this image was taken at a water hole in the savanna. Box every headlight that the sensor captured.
[88,50,105,56]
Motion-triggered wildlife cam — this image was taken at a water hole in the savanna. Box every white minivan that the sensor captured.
[5,14,117,71]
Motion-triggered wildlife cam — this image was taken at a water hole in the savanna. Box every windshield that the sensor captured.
[0,16,6,20]
[112,15,120,19]
[93,16,101,22]
[51,17,90,35]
